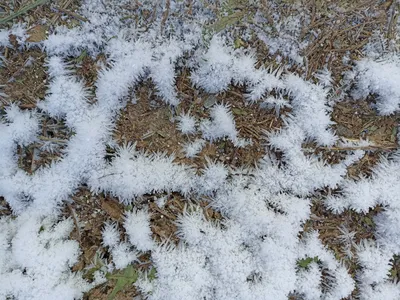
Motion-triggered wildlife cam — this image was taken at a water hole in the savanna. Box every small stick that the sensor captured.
[54,7,88,22]
[160,0,170,33]
[319,144,398,152]
[67,203,82,243]
[50,0,73,25]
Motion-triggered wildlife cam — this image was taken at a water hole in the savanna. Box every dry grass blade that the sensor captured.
[0,0,50,25]
[206,9,247,34]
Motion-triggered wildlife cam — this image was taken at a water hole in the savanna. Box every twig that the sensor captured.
[38,136,67,143]
[19,103,36,109]
[97,172,123,180]
[51,0,74,25]
[386,2,400,40]
[54,6,88,22]
[318,144,398,152]
[151,203,176,220]
[321,39,369,53]
[227,90,244,98]
[67,203,82,243]
[160,0,170,33]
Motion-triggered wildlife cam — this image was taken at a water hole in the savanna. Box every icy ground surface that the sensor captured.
[1,1,400,299]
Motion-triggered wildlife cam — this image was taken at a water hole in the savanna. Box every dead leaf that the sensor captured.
[27,25,47,43]
[101,200,123,220]
[232,107,248,116]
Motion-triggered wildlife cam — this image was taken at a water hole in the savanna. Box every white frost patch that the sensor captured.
[0,213,94,300]
[298,232,355,300]
[254,13,309,66]
[182,138,206,158]
[356,240,392,285]
[295,263,322,300]
[102,222,120,248]
[191,36,283,99]
[325,152,400,253]
[0,29,10,47]
[111,242,138,270]
[89,144,195,203]
[200,103,247,147]
[4,103,39,146]
[352,55,400,115]
[124,209,154,252]
[356,241,400,300]
[177,112,197,135]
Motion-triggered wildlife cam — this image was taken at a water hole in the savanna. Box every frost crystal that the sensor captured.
[200,103,240,144]
[177,112,197,135]
[183,139,206,158]
[102,222,120,248]
[0,29,10,47]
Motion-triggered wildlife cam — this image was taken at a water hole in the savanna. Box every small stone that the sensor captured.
[204,96,217,108]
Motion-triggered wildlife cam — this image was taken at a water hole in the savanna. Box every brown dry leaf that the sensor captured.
[27,25,48,42]
[101,199,124,221]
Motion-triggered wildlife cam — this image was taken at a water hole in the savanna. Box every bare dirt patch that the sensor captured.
[114,74,283,170]
[0,48,47,107]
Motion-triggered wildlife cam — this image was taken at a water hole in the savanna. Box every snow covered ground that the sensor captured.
[1,0,400,299]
